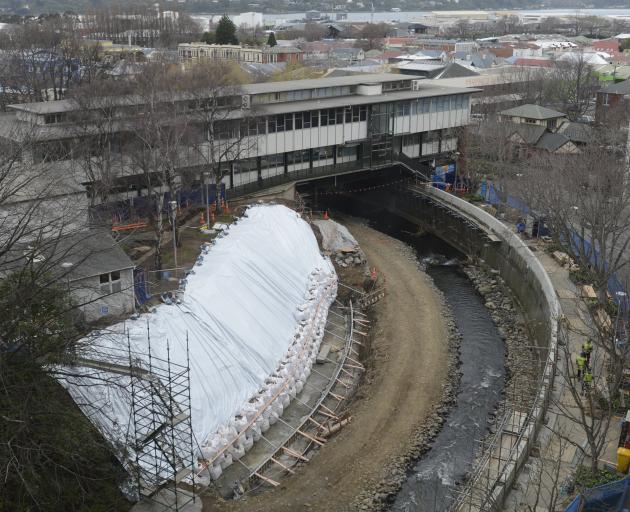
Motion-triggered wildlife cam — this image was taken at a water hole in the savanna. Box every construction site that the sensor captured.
[51,161,622,512]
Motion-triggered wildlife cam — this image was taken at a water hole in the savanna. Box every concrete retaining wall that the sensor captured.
[336,182,560,509]
[422,187,560,509]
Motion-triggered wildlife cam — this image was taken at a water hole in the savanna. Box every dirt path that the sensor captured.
[202,220,449,512]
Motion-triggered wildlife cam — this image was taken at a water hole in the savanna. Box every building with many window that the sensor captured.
[0,73,475,211]
[178,42,303,64]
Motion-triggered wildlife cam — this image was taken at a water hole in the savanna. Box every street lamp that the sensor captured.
[614,291,627,351]
[170,200,178,277]
[203,170,210,229]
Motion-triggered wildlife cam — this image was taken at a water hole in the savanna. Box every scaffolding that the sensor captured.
[449,346,548,512]
[126,330,195,511]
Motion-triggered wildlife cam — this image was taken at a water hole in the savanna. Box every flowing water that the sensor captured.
[349,210,507,511]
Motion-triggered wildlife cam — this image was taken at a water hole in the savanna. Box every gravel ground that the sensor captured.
[201,219,458,512]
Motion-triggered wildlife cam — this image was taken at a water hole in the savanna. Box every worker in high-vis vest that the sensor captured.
[582,369,593,394]
[583,339,593,366]
[576,353,587,379]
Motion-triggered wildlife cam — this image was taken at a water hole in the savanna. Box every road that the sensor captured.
[202,219,450,512]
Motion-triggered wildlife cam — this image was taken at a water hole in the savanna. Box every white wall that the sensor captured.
[70,268,135,322]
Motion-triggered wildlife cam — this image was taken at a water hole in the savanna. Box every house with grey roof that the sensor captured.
[0,229,135,322]
[499,104,568,131]
[61,231,136,322]
[501,103,587,155]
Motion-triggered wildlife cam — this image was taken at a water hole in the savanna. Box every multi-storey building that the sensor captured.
[178,42,303,64]
[0,73,474,208]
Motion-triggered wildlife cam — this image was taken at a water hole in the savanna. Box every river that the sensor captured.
[345,208,507,511]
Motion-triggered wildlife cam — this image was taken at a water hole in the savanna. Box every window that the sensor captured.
[44,113,66,124]
[396,102,411,116]
[268,116,277,133]
[100,271,121,294]
[257,118,267,135]
[359,105,367,121]
[302,111,311,129]
[320,109,328,126]
[288,149,309,165]
[295,113,303,130]
[336,108,344,124]
[351,106,360,122]
[311,110,319,127]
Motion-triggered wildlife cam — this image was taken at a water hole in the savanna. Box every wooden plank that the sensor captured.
[317,409,340,420]
[255,472,280,487]
[296,429,326,446]
[270,457,295,475]
[346,355,364,368]
[340,366,354,378]
[307,416,325,429]
[328,391,345,401]
[335,378,350,389]
[281,446,308,461]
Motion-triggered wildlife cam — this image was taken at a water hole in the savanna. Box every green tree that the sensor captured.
[267,31,277,47]
[201,30,215,44]
[215,14,238,45]
[0,269,130,511]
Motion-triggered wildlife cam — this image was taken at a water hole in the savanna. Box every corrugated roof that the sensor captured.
[500,104,566,120]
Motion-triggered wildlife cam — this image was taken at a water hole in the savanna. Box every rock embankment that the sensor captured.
[462,265,537,424]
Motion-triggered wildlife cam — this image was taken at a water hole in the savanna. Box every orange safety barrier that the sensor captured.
[112,221,148,232]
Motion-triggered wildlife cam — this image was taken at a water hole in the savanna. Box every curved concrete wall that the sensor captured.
[424,187,560,509]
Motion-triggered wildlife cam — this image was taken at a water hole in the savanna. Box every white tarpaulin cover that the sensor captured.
[59,204,337,481]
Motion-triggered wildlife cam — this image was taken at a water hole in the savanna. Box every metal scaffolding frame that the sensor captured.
[125,328,196,511]
[449,347,548,512]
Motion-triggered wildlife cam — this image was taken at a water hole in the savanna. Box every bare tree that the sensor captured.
[128,62,191,271]
[67,80,136,209]
[0,18,102,106]
[0,127,131,510]
[543,53,599,121]
[519,141,630,303]
[186,61,257,214]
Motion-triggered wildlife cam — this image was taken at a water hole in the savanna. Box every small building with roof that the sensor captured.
[499,104,567,130]
[595,79,630,125]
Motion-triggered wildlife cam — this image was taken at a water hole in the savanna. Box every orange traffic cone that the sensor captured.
[323,210,329,220]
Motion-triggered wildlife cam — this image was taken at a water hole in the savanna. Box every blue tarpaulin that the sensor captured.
[565,476,630,512]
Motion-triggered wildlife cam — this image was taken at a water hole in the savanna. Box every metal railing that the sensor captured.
[225,155,425,200]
